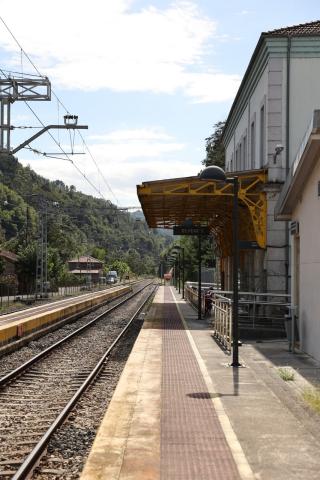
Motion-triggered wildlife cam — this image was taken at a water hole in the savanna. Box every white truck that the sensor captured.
[107,271,118,284]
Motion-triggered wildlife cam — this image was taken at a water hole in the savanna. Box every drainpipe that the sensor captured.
[285,36,291,296]
[286,36,296,352]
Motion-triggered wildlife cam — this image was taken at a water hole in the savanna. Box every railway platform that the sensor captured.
[0,284,131,351]
[81,285,320,480]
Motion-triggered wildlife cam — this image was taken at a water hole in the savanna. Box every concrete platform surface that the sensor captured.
[81,286,320,480]
[0,285,131,347]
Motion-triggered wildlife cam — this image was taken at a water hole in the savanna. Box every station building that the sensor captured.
[222,20,320,296]
[275,109,320,361]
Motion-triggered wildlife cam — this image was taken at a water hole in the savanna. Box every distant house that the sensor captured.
[0,250,18,286]
[0,250,18,275]
[67,255,104,283]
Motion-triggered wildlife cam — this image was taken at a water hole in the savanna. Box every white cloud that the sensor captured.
[19,126,197,205]
[0,0,240,103]
[89,128,174,142]
[88,127,185,162]
[183,72,241,103]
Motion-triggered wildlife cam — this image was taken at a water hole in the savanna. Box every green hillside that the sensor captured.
[0,154,172,288]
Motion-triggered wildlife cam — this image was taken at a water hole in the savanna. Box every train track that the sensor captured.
[0,282,157,479]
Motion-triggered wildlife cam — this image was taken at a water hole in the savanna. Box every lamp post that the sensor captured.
[168,255,176,286]
[171,247,181,295]
[181,246,185,299]
[198,233,202,320]
[159,261,163,284]
[199,165,241,367]
[171,254,179,290]
[177,253,181,293]
[172,245,185,299]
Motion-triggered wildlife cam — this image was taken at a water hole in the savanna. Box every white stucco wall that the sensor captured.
[225,65,268,172]
[268,57,286,182]
[224,60,287,293]
[293,155,320,361]
[290,58,320,166]
[223,38,320,300]
[226,54,320,174]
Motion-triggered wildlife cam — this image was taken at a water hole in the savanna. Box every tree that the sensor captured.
[203,121,226,168]
[47,247,65,288]
[0,154,171,278]
[16,242,37,291]
[107,259,131,280]
[91,247,106,262]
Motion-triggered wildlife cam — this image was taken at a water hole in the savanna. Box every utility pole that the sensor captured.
[35,202,48,299]
[0,76,51,152]
[0,75,87,154]
[198,233,202,320]
[178,251,181,294]
[25,206,30,245]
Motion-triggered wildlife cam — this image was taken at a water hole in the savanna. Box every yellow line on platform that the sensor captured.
[80,288,162,480]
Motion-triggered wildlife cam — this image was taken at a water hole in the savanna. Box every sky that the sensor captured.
[0,0,319,206]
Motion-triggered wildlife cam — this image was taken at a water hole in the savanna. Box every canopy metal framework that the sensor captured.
[137,170,267,257]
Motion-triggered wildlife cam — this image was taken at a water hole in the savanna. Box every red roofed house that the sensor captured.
[67,255,104,284]
[0,250,18,275]
[0,250,19,288]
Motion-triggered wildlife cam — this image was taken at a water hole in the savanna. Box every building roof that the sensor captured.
[264,20,320,37]
[68,255,103,264]
[0,250,18,262]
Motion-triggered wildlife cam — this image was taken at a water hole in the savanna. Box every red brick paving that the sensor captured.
[160,287,241,479]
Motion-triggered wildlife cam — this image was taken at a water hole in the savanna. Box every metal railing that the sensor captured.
[185,285,232,350]
[185,283,290,345]
[185,282,220,312]
[212,293,232,350]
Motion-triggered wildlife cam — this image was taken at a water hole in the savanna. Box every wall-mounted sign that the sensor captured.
[173,225,210,236]
[239,240,261,249]
[290,221,299,235]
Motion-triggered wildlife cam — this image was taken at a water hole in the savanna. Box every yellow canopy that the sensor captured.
[137,170,267,257]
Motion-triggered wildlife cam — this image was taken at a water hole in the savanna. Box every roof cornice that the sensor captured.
[222,34,268,146]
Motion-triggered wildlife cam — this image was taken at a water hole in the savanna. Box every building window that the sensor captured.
[260,105,265,166]
[235,148,239,171]
[239,143,242,171]
[250,121,255,168]
[243,135,247,170]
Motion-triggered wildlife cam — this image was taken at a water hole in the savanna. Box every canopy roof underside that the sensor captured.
[137,170,267,257]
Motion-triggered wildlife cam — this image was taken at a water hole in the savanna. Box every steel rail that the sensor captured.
[0,281,153,387]
[12,284,157,480]
[0,280,141,321]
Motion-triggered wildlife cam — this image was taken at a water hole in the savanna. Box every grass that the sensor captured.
[278,367,295,382]
[302,388,320,413]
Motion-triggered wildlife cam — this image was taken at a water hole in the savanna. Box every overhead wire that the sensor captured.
[23,101,105,200]
[2,71,105,201]
[0,15,119,206]
[0,61,106,200]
